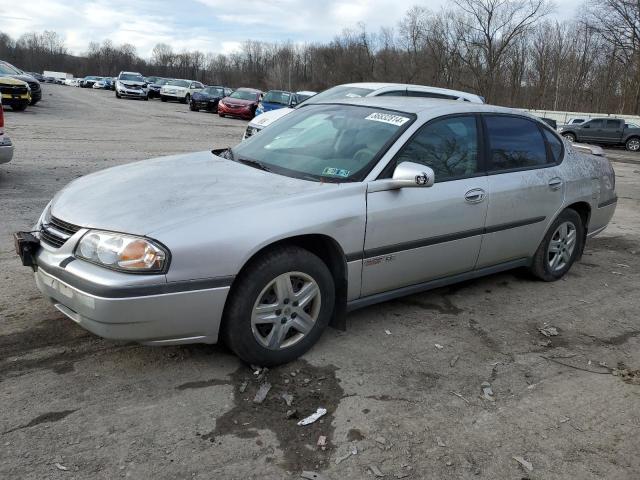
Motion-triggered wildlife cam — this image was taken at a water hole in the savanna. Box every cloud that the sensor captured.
[2,0,583,59]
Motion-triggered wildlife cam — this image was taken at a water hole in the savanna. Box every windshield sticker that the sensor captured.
[322,167,351,178]
[365,112,410,126]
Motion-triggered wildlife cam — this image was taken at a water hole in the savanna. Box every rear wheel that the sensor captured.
[223,246,335,366]
[530,209,584,282]
[160,95,167,102]
[562,133,576,143]
[115,92,121,99]
[625,137,640,152]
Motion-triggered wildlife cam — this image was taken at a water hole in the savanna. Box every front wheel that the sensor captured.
[625,137,640,152]
[189,102,198,112]
[222,246,335,366]
[115,92,121,99]
[562,133,576,143]
[529,209,584,282]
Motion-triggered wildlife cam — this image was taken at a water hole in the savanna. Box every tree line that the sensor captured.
[1,0,639,114]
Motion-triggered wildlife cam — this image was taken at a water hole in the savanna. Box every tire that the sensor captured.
[180,94,189,104]
[189,102,198,112]
[115,92,121,99]
[219,113,225,118]
[562,133,576,143]
[529,209,584,282]
[160,96,167,102]
[222,246,335,367]
[143,95,149,101]
[30,99,39,106]
[625,137,640,152]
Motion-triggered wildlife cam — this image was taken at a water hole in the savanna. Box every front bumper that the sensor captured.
[30,239,231,345]
[1,93,30,108]
[219,103,254,119]
[0,134,13,164]
[117,87,147,97]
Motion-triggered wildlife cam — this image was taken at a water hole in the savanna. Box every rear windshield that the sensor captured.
[204,87,224,96]
[230,90,259,101]
[168,80,190,87]
[301,85,374,105]
[263,91,292,105]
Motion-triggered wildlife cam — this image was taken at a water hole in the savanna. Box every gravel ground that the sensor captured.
[1,84,640,479]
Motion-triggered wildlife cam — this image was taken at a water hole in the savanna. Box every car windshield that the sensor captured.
[120,74,144,82]
[228,104,413,182]
[230,90,258,101]
[0,63,21,75]
[263,91,291,105]
[204,87,224,96]
[297,86,375,107]
[168,80,190,87]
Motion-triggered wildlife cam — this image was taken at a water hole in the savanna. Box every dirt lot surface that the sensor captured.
[1,85,640,479]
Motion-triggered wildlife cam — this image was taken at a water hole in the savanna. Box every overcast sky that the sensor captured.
[5,0,584,57]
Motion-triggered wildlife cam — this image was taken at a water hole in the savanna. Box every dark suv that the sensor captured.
[0,60,42,105]
[559,118,640,151]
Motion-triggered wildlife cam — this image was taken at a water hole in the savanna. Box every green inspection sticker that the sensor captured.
[322,167,351,177]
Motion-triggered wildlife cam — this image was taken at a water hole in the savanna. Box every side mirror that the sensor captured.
[393,162,435,187]
[369,162,435,192]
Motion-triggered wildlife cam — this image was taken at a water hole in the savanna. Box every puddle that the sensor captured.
[197,359,344,473]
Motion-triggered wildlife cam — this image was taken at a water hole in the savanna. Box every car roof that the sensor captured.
[236,87,262,92]
[313,96,534,119]
[339,82,484,103]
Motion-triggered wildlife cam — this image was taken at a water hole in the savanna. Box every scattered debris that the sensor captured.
[434,343,444,350]
[253,382,272,404]
[512,456,533,472]
[612,368,640,385]
[282,393,294,407]
[238,381,248,393]
[436,436,446,447]
[298,408,327,426]
[385,329,392,335]
[615,263,630,268]
[449,355,460,367]
[370,465,385,477]
[54,463,69,471]
[480,382,495,402]
[394,473,411,479]
[450,391,471,404]
[286,409,299,419]
[375,436,387,445]
[335,445,358,464]
[538,326,559,337]
[317,436,327,450]
[301,471,328,480]
[537,339,552,347]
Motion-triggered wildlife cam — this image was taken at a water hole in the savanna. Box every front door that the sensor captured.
[362,115,488,297]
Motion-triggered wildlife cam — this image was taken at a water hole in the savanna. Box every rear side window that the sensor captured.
[542,129,563,163]
[485,116,548,171]
[393,115,479,182]
[606,120,621,128]
[584,119,603,128]
[376,90,407,97]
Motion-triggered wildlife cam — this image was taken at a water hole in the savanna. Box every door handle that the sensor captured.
[548,178,563,190]
[465,188,486,204]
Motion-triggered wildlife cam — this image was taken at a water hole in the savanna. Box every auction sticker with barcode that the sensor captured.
[365,112,410,126]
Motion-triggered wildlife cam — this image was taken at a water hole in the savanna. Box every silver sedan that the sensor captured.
[16,97,617,366]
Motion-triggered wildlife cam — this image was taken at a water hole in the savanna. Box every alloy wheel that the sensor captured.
[251,271,321,350]
[627,138,640,151]
[547,221,577,272]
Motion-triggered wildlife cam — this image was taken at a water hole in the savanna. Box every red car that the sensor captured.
[218,88,263,120]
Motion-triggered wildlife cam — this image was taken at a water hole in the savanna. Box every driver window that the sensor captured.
[393,116,479,182]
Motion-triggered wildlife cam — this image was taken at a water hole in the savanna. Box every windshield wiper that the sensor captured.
[236,157,272,173]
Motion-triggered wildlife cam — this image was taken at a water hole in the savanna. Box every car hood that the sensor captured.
[50,151,323,235]
[0,76,28,87]
[222,97,255,106]
[7,74,37,85]
[249,107,294,128]
[163,85,186,91]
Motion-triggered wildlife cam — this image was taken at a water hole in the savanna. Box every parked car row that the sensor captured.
[0,60,42,111]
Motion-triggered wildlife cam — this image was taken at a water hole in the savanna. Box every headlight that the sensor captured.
[76,230,168,273]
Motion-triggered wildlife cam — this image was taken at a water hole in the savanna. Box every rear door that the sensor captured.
[600,119,624,144]
[362,114,488,297]
[476,115,565,267]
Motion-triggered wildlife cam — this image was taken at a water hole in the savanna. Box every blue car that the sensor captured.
[189,86,234,113]
[255,90,299,116]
